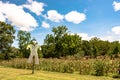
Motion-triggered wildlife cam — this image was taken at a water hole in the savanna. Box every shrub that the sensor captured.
[93,60,105,76]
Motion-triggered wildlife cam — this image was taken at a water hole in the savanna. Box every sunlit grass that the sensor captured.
[0,66,117,80]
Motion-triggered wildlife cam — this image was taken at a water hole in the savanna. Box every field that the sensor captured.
[0,58,119,75]
[0,66,117,80]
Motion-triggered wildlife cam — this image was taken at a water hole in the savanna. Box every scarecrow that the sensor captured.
[27,40,41,74]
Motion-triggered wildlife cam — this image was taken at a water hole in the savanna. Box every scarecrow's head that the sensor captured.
[31,39,37,45]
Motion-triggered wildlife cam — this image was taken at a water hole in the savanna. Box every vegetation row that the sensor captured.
[0,58,120,76]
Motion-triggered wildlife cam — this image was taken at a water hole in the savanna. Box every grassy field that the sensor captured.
[0,66,118,80]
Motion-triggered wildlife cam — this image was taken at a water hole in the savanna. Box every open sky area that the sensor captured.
[0,0,120,47]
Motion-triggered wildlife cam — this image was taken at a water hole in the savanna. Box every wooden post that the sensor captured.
[32,56,35,74]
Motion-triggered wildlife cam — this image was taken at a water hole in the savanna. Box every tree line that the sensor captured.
[0,21,120,60]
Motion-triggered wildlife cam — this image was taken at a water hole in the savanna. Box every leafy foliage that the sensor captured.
[0,21,15,60]
[0,23,120,59]
[17,30,32,58]
[43,26,120,59]
[43,25,82,58]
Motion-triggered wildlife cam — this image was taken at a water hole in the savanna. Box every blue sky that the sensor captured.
[0,0,120,47]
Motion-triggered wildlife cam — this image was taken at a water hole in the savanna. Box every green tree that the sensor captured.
[89,37,111,58]
[17,30,31,58]
[0,21,15,60]
[110,41,120,58]
[42,44,55,58]
[90,37,100,58]
[44,25,82,58]
[9,47,19,58]
[44,26,68,58]
[52,26,68,57]
[62,34,81,56]
[81,40,92,56]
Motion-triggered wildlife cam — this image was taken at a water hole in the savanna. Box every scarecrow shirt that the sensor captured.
[27,44,41,64]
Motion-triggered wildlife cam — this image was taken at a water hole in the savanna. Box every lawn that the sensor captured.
[0,66,118,80]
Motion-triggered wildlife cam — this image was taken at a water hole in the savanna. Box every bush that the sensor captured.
[79,61,92,75]
[93,60,105,76]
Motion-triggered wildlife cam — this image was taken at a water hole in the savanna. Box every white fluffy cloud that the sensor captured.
[46,10,64,22]
[46,10,86,24]
[23,0,45,15]
[71,31,120,42]
[100,34,120,42]
[99,35,114,42]
[0,12,6,22]
[79,32,120,42]
[99,26,120,42]
[77,33,95,40]
[113,1,120,11]
[70,33,93,40]
[70,29,120,42]
[78,33,93,40]
[111,26,120,34]
[41,21,50,28]
[0,1,38,31]
[65,11,86,24]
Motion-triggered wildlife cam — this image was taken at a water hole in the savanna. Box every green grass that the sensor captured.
[0,66,117,80]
